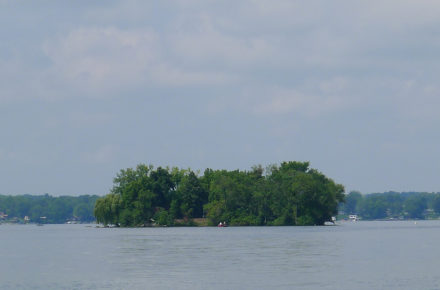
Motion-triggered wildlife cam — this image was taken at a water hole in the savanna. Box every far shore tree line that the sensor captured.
[341,191,440,220]
[0,194,98,224]
[93,161,345,227]
[2,172,439,225]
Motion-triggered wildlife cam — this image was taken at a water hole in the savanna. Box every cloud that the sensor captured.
[82,144,120,164]
[151,63,237,86]
[168,17,278,69]
[2,1,440,195]
[390,80,440,123]
[0,58,43,102]
[43,27,158,92]
[251,86,351,118]
[68,111,113,128]
[3,0,438,102]
[42,26,238,97]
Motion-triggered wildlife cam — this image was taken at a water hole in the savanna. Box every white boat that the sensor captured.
[349,215,358,222]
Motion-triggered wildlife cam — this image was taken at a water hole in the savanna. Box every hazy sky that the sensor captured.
[1,1,440,195]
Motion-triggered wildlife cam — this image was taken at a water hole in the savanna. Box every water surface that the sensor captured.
[1,220,440,289]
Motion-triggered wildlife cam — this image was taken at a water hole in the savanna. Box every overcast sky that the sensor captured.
[1,1,440,195]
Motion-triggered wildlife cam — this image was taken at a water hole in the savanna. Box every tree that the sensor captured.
[95,161,345,227]
[432,194,440,214]
[344,191,363,214]
[357,194,388,219]
[100,164,176,226]
[150,167,174,209]
[73,203,93,221]
[94,194,122,226]
[177,171,208,218]
[266,162,344,225]
[404,195,427,219]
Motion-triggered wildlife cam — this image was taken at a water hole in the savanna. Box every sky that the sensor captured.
[1,0,440,196]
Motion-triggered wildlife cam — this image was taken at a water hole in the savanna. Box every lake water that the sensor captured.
[1,220,440,289]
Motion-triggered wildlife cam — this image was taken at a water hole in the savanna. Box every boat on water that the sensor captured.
[218,221,228,227]
[349,215,358,222]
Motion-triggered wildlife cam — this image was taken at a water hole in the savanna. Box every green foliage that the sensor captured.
[178,171,208,218]
[432,195,440,214]
[169,198,181,219]
[203,200,225,225]
[404,195,427,219]
[296,215,315,226]
[94,164,183,226]
[94,161,345,226]
[342,191,440,220]
[357,194,389,220]
[343,191,362,214]
[0,194,99,224]
[154,208,173,226]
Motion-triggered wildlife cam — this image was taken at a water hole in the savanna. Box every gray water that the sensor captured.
[1,220,440,289]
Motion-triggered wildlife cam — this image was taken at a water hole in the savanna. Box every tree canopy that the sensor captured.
[94,161,345,226]
[339,191,440,220]
[0,194,98,223]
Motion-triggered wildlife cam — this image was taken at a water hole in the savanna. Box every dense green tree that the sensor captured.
[357,194,388,219]
[73,203,92,221]
[344,191,362,214]
[404,195,427,219]
[94,164,179,226]
[432,195,440,214]
[0,194,99,224]
[93,161,345,226]
[352,192,431,220]
[177,171,208,218]
[203,200,226,225]
[150,167,174,209]
[94,193,121,226]
[264,162,344,225]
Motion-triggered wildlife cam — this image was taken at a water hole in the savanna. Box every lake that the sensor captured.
[1,220,440,289]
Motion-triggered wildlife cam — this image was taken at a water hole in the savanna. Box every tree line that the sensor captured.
[0,194,99,223]
[341,191,440,220]
[94,161,345,227]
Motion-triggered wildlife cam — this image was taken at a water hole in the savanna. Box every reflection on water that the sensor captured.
[1,221,440,289]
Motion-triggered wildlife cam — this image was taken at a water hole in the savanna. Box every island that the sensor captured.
[93,161,345,227]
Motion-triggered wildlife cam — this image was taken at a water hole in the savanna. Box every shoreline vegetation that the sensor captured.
[340,190,440,220]
[95,218,210,228]
[0,194,98,224]
[93,161,345,227]
[3,162,439,226]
